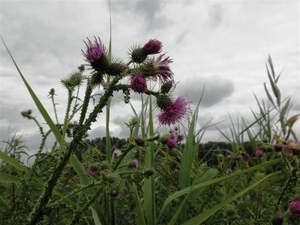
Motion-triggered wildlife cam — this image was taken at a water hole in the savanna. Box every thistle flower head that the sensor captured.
[82,37,105,63]
[255,149,265,158]
[111,189,118,196]
[132,159,139,169]
[289,199,300,217]
[142,54,173,83]
[158,97,188,126]
[226,168,233,174]
[166,138,177,149]
[243,152,250,159]
[134,136,145,146]
[130,73,148,93]
[86,169,95,176]
[141,39,162,55]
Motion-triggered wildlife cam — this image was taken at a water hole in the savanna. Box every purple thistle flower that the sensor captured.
[130,73,148,93]
[82,37,105,63]
[86,169,95,176]
[243,153,250,159]
[226,168,233,174]
[143,54,173,83]
[236,156,242,161]
[158,97,188,126]
[141,39,162,55]
[289,200,300,217]
[132,159,139,169]
[274,143,283,152]
[111,189,118,197]
[255,149,265,158]
[166,138,178,149]
[170,133,184,143]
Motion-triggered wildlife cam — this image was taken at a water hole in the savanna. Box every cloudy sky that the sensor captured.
[0,0,299,158]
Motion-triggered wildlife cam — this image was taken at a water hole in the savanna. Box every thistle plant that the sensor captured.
[0,31,299,225]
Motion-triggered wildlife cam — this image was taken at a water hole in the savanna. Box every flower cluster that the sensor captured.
[82,37,188,126]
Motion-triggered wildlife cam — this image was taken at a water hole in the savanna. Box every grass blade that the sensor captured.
[1,36,63,144]
[182,172,278,225]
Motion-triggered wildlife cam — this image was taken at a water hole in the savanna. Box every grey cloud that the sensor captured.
[109,0,171,31]
[208,4,223,28]
[176,75,234,107]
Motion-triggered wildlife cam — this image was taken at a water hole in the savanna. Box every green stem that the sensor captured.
[50,93,59,124]
[61,89,73,140]
[27,141,77,225]
[79,80,93,125]
[84,74,123,128]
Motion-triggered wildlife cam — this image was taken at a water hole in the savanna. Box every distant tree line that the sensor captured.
[85,137,257,160]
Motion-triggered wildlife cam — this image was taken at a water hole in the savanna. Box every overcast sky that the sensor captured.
[0,0,299,158]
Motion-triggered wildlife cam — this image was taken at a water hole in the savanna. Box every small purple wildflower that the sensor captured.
[226,168,233,174]
[170,133,184,143]
[166,138,178,149]
[130,73,148,93]
[82,37,105,63]
[132,159,139,169]
[274,144,283,152]
[141,39,162,55]
[134,136,145,146]
[158,97,188,126]
[177,134,184,142]
[111,189,118,197]
[236,156,242,161]
[255,149,265,158]
[289,200,300,217]
[277,215,284,221]
[243,153,250,159]
[86,169,95,176]
[100,168,110,174]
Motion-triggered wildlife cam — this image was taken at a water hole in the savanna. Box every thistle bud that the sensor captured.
[160,81,173,94]
[106,62,125,76]
[21,110,33,119]
[274,144,283,152]
[156,94,172,110]
[134,137,145,146]
[159,134,172,145]
[131,48,147,64]
[144,169,155,178]
[263,137,269,143]
[111,189,118,197]
[91,72,104,86]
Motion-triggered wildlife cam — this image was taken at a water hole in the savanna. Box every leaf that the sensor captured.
[0,151,28,172]
[132,183,147,225]
[1,36,64,145]
[69,155,107,225]
[191,168,219,202]
[158,158,281,219]
[285,114,300,128]
[182,172,278,225]
[0,172,21,183]
[0,195,9,209]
